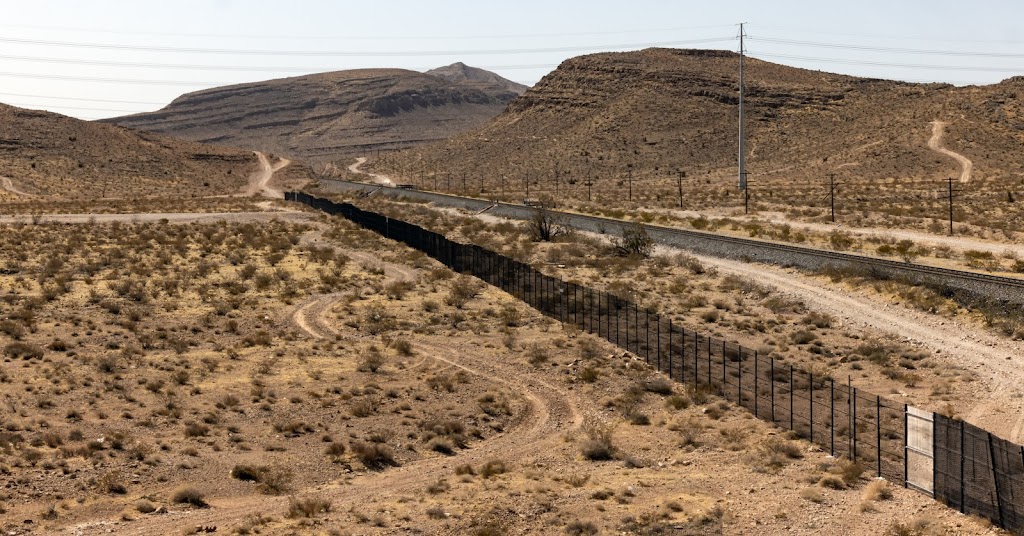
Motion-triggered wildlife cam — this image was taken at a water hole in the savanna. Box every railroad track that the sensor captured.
[312,179,1024,304]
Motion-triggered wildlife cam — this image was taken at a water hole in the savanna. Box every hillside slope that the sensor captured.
[0,103,257,200]
[106,66,527,163]
[371,49,1024,229]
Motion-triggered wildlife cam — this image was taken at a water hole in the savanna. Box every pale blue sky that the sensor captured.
[2,0,1023,119]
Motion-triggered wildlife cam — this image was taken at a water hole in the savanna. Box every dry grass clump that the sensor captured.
[750,437,803,472]
[230,464,293,495]
[580,418,617,461]
[351,441,398,470]
[170,486,207,507]
[285,496,331,518]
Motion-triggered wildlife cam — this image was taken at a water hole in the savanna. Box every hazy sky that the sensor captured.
[3,0,1024,120]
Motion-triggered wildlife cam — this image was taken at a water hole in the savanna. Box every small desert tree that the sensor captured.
[526,207,566,242]
[894,239,919,263]
[613,223,654,258]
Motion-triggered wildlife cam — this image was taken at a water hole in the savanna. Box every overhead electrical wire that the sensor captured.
[750,36,1024,59]
[0,35,735,56]
[0,22,737,41]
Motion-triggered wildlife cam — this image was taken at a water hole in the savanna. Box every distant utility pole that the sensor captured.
[677,170,685,208]
[525,176,530,199]
[829,173,836,223]
[584,179,594,201]
[500,175,505,197]
[738,22,747,191]
[743,177,750,214]
[462,173,467,194]
[446,173,451,192]
[554,163,560,196]
[628,168,633,201]
[947,177,963,235]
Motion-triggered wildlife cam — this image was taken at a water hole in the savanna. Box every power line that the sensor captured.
[0,35,735,57]
[0,91,166,105]
[750,52,1024,73]
[0,71,210,86]
[0,22,736,41]
[750,36,1024,59]
[0,53,560,73]
[3,102,149,114]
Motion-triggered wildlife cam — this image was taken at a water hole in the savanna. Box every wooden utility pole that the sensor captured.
[525,176,529,200]
[628,168,633,201]
[829,173,836,223]
[677,170,684,208]
[947,177,961,236]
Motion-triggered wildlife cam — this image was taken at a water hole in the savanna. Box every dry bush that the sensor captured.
[862,479,893,502]
[170,486,207,507]
[351,441,397,470]
[580,418,617,461]
[230,464,293,495]
[285,496,331,518]
[479,459,508,478]
[357,346,387,373]
[750,437,803,472]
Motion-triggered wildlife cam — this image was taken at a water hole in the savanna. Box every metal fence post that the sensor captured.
[903,403,908,488]
[770,356,776,423]
[876,395,882,478]
[693,331,698,388]
[988,432,1004,527]
[960,419,965,513]
[831,379,835,457]
[810,372,814,444]
[852,385,858,462]
[646,310,651,365]
[737,347,742,406]
[668,319,673,380]
[656,315,661,372]
[790,365,795,431]
[753,351,758,418]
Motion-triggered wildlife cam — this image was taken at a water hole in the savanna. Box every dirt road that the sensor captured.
[928,120,973,184]
[348,156,396,187]
[0,210,312,225]
[242,152,290,198]
[0,175,37,197]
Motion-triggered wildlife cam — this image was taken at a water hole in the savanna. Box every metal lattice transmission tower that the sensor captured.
[738,22,747,191]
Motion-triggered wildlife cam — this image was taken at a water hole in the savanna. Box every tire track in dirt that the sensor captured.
[72,336,584,536]
[928,120,973,184]
[241,151,290,198]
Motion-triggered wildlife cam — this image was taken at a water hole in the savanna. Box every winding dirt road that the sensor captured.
[348,156,395,187]
[0,175,37,197]
[242,152,291,198]
[928,120,973,184]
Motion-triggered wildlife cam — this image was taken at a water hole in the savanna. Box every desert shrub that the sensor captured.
[479,459,508,478]
[612,223,654,258]
[357,346,386,373]
[286,496,331,518]
[392,338,414,356]
[183,422,210,438]
[352,441,397,470]
[751,437,803,472]
[578,366,599,383]
[565,520,599,535]
[445,276,483,308]
[325,442,347,461]
[170,486,207,507]
[525,344,550,366]
[644,376,673,395]
[580,419,616,461]
[863,479,893,501]
[4,342,44,360]
[363,303,395,335]
[230,464,293,495]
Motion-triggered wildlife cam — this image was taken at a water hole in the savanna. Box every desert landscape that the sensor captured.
[3,6,1024,535]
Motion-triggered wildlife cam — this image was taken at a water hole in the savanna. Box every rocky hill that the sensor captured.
[370,48,1024,230]
[106,66,527,163]
[0,103,257,201]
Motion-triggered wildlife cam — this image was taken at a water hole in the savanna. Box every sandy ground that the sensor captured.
[0,209,312,225]
[349,156,396,187]
[928,120,973,184]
